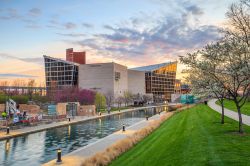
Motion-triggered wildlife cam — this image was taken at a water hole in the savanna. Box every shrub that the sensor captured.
[0,94,28,104]
[11,95,29,104]
[95,93,106,110]
[0,95,6,104]
[32,95,49,103]
[81,112,174,166]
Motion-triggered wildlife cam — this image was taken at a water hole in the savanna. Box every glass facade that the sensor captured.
[44,56,78,93]
[134,62,177,102]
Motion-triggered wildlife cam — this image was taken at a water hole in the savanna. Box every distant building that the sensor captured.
[43,48,177,102]
[181,84,191,94]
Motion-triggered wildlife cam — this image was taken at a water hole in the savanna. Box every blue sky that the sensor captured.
[0,0,237,82]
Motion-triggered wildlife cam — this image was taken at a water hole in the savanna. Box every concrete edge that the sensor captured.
[0,105,166,141]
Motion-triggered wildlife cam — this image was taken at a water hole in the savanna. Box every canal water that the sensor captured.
[0,108,159,166]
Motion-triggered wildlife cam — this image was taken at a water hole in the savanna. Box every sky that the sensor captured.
[0,0,237,84]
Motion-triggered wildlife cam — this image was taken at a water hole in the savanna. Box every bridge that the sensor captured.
[0,86,46,96]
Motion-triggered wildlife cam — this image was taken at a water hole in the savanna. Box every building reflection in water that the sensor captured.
[68,125,71,137]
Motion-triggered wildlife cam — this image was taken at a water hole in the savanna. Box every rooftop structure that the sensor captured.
[66,48,86,64]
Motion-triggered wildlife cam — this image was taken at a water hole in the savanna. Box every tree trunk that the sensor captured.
[221,100,225,124]
[236,105,244,133]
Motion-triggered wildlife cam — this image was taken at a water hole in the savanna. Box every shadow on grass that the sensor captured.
[224,130,249,136]
[212,121,233,125]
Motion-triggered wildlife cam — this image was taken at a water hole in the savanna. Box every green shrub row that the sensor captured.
[0,95,29,104]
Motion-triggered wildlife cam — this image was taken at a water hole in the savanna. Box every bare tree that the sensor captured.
[226,1,250,47]
[0,81,9,86]
[123,91,133,106]
[143,94,153,105]
[115,96,124,110]
[27,79,36,101]
[105,91,114,108]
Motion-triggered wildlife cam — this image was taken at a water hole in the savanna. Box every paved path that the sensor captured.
[208,99,250,126]
[43,111,173,166]
[0,105,166,141]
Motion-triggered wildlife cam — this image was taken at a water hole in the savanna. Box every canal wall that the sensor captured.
[0,105,168,141]
[43,104,194,166]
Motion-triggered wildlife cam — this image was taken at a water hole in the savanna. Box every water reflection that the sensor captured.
[0,108,158,166]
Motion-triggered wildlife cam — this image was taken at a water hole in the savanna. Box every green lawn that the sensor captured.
[216,99,250,116]
[110,104,250,166]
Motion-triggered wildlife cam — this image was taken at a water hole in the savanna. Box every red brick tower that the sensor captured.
[66,48,86,64]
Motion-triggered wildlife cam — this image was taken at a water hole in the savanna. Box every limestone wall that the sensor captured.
[78,105,96,116]
[78,63,115,96]
[128,69,146,95]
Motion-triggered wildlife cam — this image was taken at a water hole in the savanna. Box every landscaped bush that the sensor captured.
[32,95,50,103]
[53,87,96,105]
[0,94,29,104]
[95,93,106,110]
[0,95,6,104]
[11,95,29,104]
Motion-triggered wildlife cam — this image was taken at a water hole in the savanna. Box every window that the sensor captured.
[115,72,120,81]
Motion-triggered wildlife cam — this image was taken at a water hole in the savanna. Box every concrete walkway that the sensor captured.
[0,105,165,141]
[68,112,164,158]
[43,111,173,166]
[208,99,250,126]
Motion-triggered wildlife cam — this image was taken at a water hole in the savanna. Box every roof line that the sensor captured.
[130,61,177,72]
[43,55,79,66]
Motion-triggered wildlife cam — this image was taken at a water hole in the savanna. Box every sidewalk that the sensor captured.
[0,105,165,141]
[208,99,250,126]
[43,111,173,166]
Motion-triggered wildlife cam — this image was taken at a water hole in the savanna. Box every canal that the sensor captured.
[0,107,160,166]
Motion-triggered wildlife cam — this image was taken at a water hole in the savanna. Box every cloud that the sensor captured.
[28,8,41,17]
[74,4,221,66]
[56,33,85,37]
[185,5,204,15]
[0,53,43,65]
[20,57,43,65]
[82,23,94,28]
[103,25,116,31]
[0,73,37,78]
[64,22,77,29]
[0,8,21,20]
[0,8,42,29]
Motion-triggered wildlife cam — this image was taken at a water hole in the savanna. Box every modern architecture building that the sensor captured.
[43,48,177,102]
[132,62,177,102]
[78,62,145,98]
[44,55,78,92]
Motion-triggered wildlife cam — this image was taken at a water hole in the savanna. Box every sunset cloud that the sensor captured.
[0,0,235,82]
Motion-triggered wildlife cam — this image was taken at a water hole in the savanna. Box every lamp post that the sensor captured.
[57,148,62,163]
[122,124,125,132]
